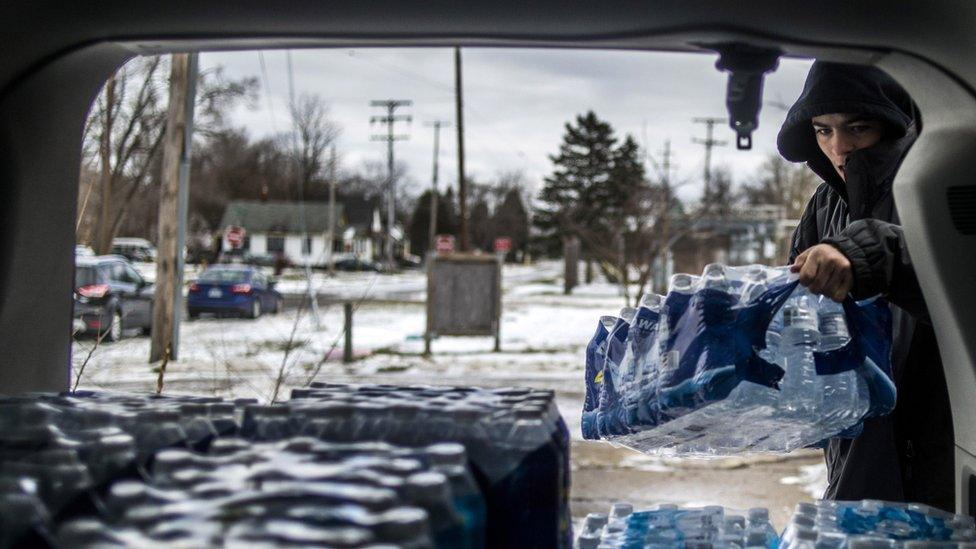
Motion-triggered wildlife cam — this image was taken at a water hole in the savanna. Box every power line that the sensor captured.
[257,51,279,134]
[343,48,529,170]
[692,117,728,195]
[370,99,412,269]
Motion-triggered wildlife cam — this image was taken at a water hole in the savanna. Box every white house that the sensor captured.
[219,200,343,267]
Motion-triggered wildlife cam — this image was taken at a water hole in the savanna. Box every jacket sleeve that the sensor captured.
[822,219,930,323]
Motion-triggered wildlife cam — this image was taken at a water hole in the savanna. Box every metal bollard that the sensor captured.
[343,302,353,363]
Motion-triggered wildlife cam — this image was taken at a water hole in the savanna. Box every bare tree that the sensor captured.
[80,56,257,252]
[288,93,340,199]
[740,153,820,219]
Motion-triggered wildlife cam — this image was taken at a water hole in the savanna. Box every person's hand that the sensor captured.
[790,244,853,302]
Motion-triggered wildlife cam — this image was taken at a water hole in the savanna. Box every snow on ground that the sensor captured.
[73,260,625,403]
[75,260,821,523]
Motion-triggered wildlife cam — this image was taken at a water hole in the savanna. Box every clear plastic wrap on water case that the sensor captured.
[582,263,896,456]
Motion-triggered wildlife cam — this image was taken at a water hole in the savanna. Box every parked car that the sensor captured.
[73,256,154,342]
[111,237,157,263]
[216,249,284,268]
[187,265,282,319]
[334,257,381,272]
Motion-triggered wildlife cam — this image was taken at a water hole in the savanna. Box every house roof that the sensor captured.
[339,193,382,231]
[219,200,343,234]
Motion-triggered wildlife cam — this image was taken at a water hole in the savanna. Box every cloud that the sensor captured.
[201,47,812,202]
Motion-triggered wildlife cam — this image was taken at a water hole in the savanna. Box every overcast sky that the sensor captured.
[200,48,813,202]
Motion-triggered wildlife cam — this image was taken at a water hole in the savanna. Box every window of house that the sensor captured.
[267,235,284,253]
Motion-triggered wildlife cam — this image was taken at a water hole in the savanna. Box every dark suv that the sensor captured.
[73,256,154,342]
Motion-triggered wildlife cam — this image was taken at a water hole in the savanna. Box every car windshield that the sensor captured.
[198,269,249,283]
[74,266,99,287]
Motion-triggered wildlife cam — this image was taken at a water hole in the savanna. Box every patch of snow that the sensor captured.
[780,463,828,499]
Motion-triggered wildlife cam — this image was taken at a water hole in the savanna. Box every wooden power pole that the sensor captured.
[370,99,411,268]
[150,53,197,363]
[424,120,450,255]
[454,47,469,252]
[692,117,728,195]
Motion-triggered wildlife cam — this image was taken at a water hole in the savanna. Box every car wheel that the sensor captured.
[104,309,122,343]
[247,298,261,319]
[188,309,200,320]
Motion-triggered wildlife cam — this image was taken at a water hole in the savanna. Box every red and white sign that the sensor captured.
[435,234,456,254]
[493,237,512,254]
[225,225,246,249]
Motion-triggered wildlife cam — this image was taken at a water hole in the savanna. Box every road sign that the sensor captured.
[493,237,512,254]
[435,234,455,253]
[226,226,246,249]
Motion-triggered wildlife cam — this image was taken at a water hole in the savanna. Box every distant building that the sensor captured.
[219,198,409,266]
[338,193,409,262]
[218,200,344,267]
[660,205,797,287]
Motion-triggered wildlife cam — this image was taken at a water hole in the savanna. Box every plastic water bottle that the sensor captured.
[778,293,821,415]
[780,499,976,549]
[582,316,616,440]
[817,297,851,352]
[621,294,663,430]
[748,507,779,548]
[741,268,770,303]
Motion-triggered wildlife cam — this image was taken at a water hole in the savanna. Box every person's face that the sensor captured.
[811,113,885,181]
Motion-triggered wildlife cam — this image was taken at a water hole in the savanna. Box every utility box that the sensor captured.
[425,253,502,353]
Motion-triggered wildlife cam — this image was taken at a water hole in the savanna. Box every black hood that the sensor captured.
[777,61,917,164]
[777,61,920,209]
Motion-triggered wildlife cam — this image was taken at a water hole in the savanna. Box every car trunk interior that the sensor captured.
[1,0,975,514]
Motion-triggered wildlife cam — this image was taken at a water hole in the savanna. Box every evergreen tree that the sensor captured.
[493,187,529,261]
[533,111,618,256]
[603,135,647,230]
[407,188,460,257]
[470,199,493,252]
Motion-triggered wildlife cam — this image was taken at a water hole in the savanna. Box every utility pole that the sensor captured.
[660,139,675,292]
[424,120,450,255]
[661,139,672,188]
[692,117,728,195]
[327,144,337,276]
[151,53,197,363]
[370,99,412,269]
[454,47,469,252]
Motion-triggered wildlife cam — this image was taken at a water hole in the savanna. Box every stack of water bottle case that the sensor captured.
[0,384,570,548]
[582,263,897,454]
[577,500,976,548]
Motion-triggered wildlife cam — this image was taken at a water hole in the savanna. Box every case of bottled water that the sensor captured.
[781,499,976,548]
[0,384,569,548]
[576,502,780,549]
[582,263,896,455]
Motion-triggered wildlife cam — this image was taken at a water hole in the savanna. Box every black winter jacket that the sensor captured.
[779,62,954,511]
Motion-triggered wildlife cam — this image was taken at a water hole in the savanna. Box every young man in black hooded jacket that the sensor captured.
[777,61,954,511]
